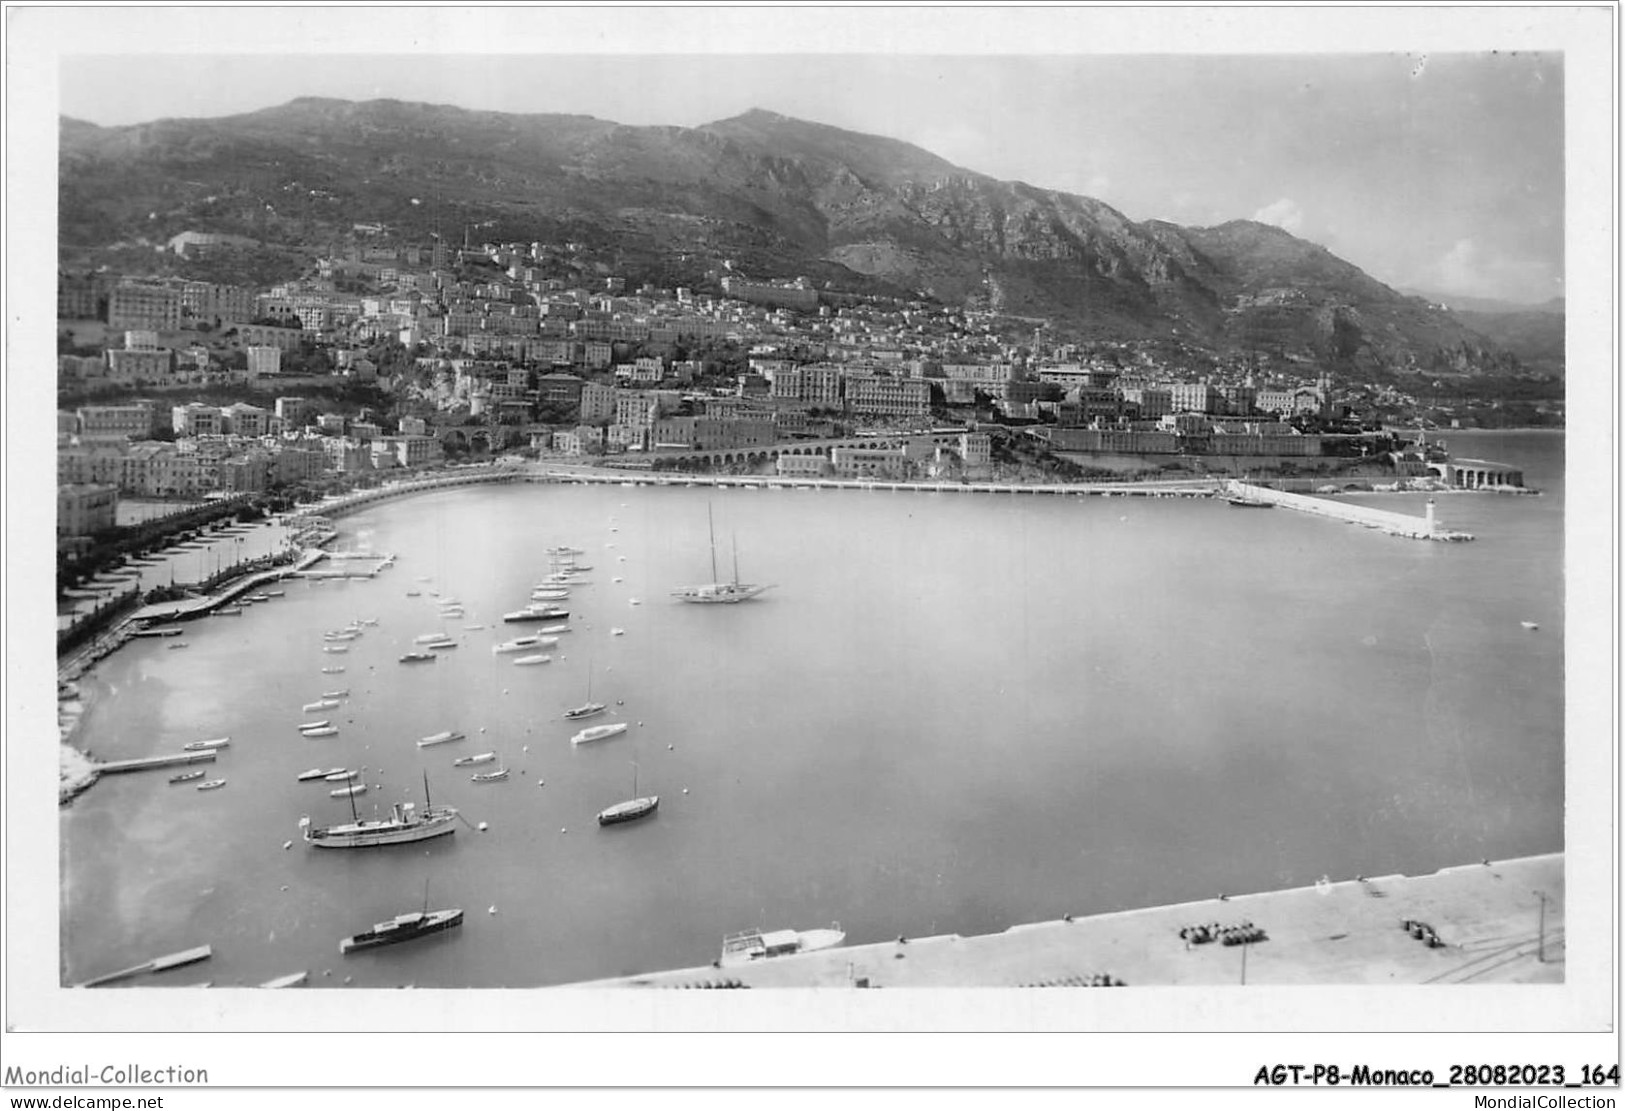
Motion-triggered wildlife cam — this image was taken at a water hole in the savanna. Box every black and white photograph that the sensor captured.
[5,3,1617,1097]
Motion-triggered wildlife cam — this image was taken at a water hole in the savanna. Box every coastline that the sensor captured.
[55,441,1548,805]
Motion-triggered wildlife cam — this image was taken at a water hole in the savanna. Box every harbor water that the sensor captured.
[59,431,1565,988]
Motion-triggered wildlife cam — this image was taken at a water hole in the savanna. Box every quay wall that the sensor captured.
[570,853,1562,991]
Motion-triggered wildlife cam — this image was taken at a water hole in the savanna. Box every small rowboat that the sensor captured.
[324,769,360,782]
[197,779,228,791]
[321,666,346,674]
[183,737,231,751]
[514,654,552,666]
[298,720,331,732]
[169,770,206,784]
[323,645,350,654]
[453,752,497,767]
[330,784,368,798]
[303,699,340,712]
[470,768,509,783]
[302,726,339,737]
[322,689,350,698]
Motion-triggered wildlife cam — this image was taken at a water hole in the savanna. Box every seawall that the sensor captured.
[1227,481,1474,541]
[569,854,1561,988]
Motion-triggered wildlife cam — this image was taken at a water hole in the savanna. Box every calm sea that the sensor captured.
[60,430,1565,987]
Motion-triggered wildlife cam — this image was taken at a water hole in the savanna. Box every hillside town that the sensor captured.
[58,231,1546,562]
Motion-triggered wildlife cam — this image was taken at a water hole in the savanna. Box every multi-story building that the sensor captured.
[223,403,275,438]
[172,403,224,437]
[775,454,831,478]
[57,443,126,488]
[218,452,273,493]
[229,323,306,352]
[721,277,818,312]
[1170,382,1222,414]
[829,445,909,478]
[1040,428,1180,454]
[535,373,585,407]
[180,282,257,323]
[108,282,182,331]
[246,346,282,379]
[105,348,174,385]
[275,397,316,429]
[614,393,658,430]
[121,443,205,497]
[579,382,617,423]
[1120,387,1172,420]
[554,425,606,455]
[76,402,159,442]
[323,437,371,475]
[583,341,613,369]
[650,418,777,452]
[57,272,110,320]
[843,374,931,418]
[57,484,117,538]
[274,443,329,485]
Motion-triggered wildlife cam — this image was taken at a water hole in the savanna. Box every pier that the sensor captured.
[95,750,218,775]
[1225,481,1473,541]
[77,945,212,988]
[571,854,1560,989]
[128,547,326,623]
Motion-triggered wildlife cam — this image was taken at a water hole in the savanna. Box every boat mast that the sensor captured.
[423,769,432,811]
[707,504,719,584]
[347,772,361,822]
[732,534,740,587]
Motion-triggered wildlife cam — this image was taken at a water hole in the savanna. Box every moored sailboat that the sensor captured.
[671,504,772,604]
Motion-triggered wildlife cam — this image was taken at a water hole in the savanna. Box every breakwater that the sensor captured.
[1226,481,1474,541]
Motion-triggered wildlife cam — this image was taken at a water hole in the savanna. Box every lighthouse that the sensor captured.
[1425,498,1437,536]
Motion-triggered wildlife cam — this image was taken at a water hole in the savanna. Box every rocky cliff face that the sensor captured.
[60,98,1515,369]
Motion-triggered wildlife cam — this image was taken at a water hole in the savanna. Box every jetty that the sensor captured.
[128,547,326,623]
[95,750,218,776]
[1224,481,1473,541]
[77,944,212,988]
[571,854,1559,989]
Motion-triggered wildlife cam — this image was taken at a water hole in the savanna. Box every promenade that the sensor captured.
[571,854,1561,988]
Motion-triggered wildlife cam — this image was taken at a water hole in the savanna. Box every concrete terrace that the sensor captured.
[571,854,1562,988]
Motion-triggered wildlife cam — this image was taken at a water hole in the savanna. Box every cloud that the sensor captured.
[1431,238,1562,303]
[1251,198,1304,233]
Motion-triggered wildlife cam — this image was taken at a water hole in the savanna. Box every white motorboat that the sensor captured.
[571,722,629,746]
[452,752,497,767]
[330,783,368,798]
[720,924,846,967]
[183,737,231,751]
[302,726,339,737]
[303,698,340,712]
[417,730,466,748]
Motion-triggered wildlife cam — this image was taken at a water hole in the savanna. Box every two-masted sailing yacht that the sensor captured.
[670,504,772,604]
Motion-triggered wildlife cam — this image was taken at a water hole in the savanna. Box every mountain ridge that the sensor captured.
[58,97,1543,373]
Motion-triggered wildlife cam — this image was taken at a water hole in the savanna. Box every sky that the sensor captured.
[37,11,1577,305]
